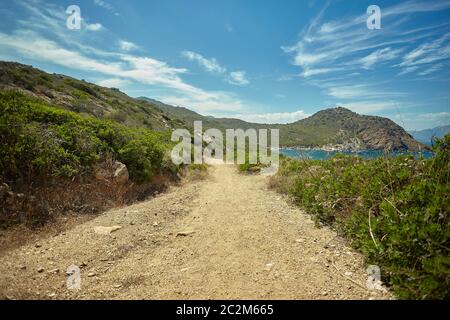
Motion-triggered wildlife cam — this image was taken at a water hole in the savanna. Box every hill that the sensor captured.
[409,125,450,145]
[0,61,185,131]
[277,107,427,151]
[0,61,426,151]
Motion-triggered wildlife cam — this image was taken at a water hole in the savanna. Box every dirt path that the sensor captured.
[0,165,390,300]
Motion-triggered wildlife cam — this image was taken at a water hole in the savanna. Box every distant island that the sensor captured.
[409,125,450,146]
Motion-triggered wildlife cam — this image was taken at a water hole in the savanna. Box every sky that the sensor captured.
[0,0,449,130]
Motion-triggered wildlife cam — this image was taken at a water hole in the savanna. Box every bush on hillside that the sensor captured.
[0,91,175,186]
[270,136,449,299]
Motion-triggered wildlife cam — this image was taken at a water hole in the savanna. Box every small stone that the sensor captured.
[35,244,41,248]
[264,263,273,271]
[153,222,159,227]
[88,272,96,277]
[93,226,122,235]
[48,268,60,274]
[19,265,26,270]
[344,271,353,277]
[295,238,305,243]
[37,267,44,273]
[322,291,328,296]
[176,230,195,237]
[48,292,56,298]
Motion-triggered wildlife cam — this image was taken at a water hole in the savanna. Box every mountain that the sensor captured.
[0,61,427,151]
[138,96,264,132]
[139,97,426,151]
[409,125,450,145]
[278,107,427,151]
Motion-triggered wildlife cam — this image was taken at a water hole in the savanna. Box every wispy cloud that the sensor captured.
[233,110,310,124]
[227,71,249,86]
[181,50,226,74]
[391,111,450,130]
[93,0,119,16]
[283,1,450,79]
[118,40,138,52]
[339,101,402,113]
[399,33,450,69]
[182,50,250,86]
[0,0,247,114]
[417,63,445,75]
[359,47,403,69]
[86,23,103,31]
[281,0,450,119]
[97,78,130,88]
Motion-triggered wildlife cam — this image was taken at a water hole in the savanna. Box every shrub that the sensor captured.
[0,91,175,186]
[270,136,449,299]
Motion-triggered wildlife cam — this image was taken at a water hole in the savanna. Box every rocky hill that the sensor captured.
[0,61,185,131]
[278,107,427,151]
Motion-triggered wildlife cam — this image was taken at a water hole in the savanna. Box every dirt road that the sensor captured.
[0,165,390,299]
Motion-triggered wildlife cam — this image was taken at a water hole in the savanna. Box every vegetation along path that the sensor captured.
[0,165,391,299]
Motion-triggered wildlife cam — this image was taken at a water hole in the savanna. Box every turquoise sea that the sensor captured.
[280,148,434,160]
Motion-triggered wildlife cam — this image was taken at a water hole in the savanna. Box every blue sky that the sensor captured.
[0,0,449,130]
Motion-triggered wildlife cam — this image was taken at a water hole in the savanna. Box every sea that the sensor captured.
[279,148,434,160]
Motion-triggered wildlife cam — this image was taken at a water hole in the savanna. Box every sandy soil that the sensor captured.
[0,165,390,300]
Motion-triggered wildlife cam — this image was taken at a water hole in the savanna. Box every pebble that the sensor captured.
[264,263,273,271]
[37,267,44,273]
[176,230,195,236]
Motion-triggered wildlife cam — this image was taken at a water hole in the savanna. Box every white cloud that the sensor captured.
[86,23,103,31]
[339,101,402,113]
[398,66,420,75]
[301,67,337,77]
[418,63,444,75]
[399,33,450,73]
[160,93,244,113]
[227,71,249,86]
[283,1,450,81]
[94,0,113,10]
[181,50,226,74]
[0,0,250,114]
[97,78,130,88]
[0,29,245,113]
[359,47,403,69]
[118,40,138,52]
[391,112,450,130]
[93,0,119,15]
[233,110,310,124]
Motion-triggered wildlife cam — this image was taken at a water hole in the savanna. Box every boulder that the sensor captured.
[94,161,129,184]
[112,161,129,184]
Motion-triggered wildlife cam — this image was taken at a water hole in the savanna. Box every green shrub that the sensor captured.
[271,136,449,299]
[0,91,175,185]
